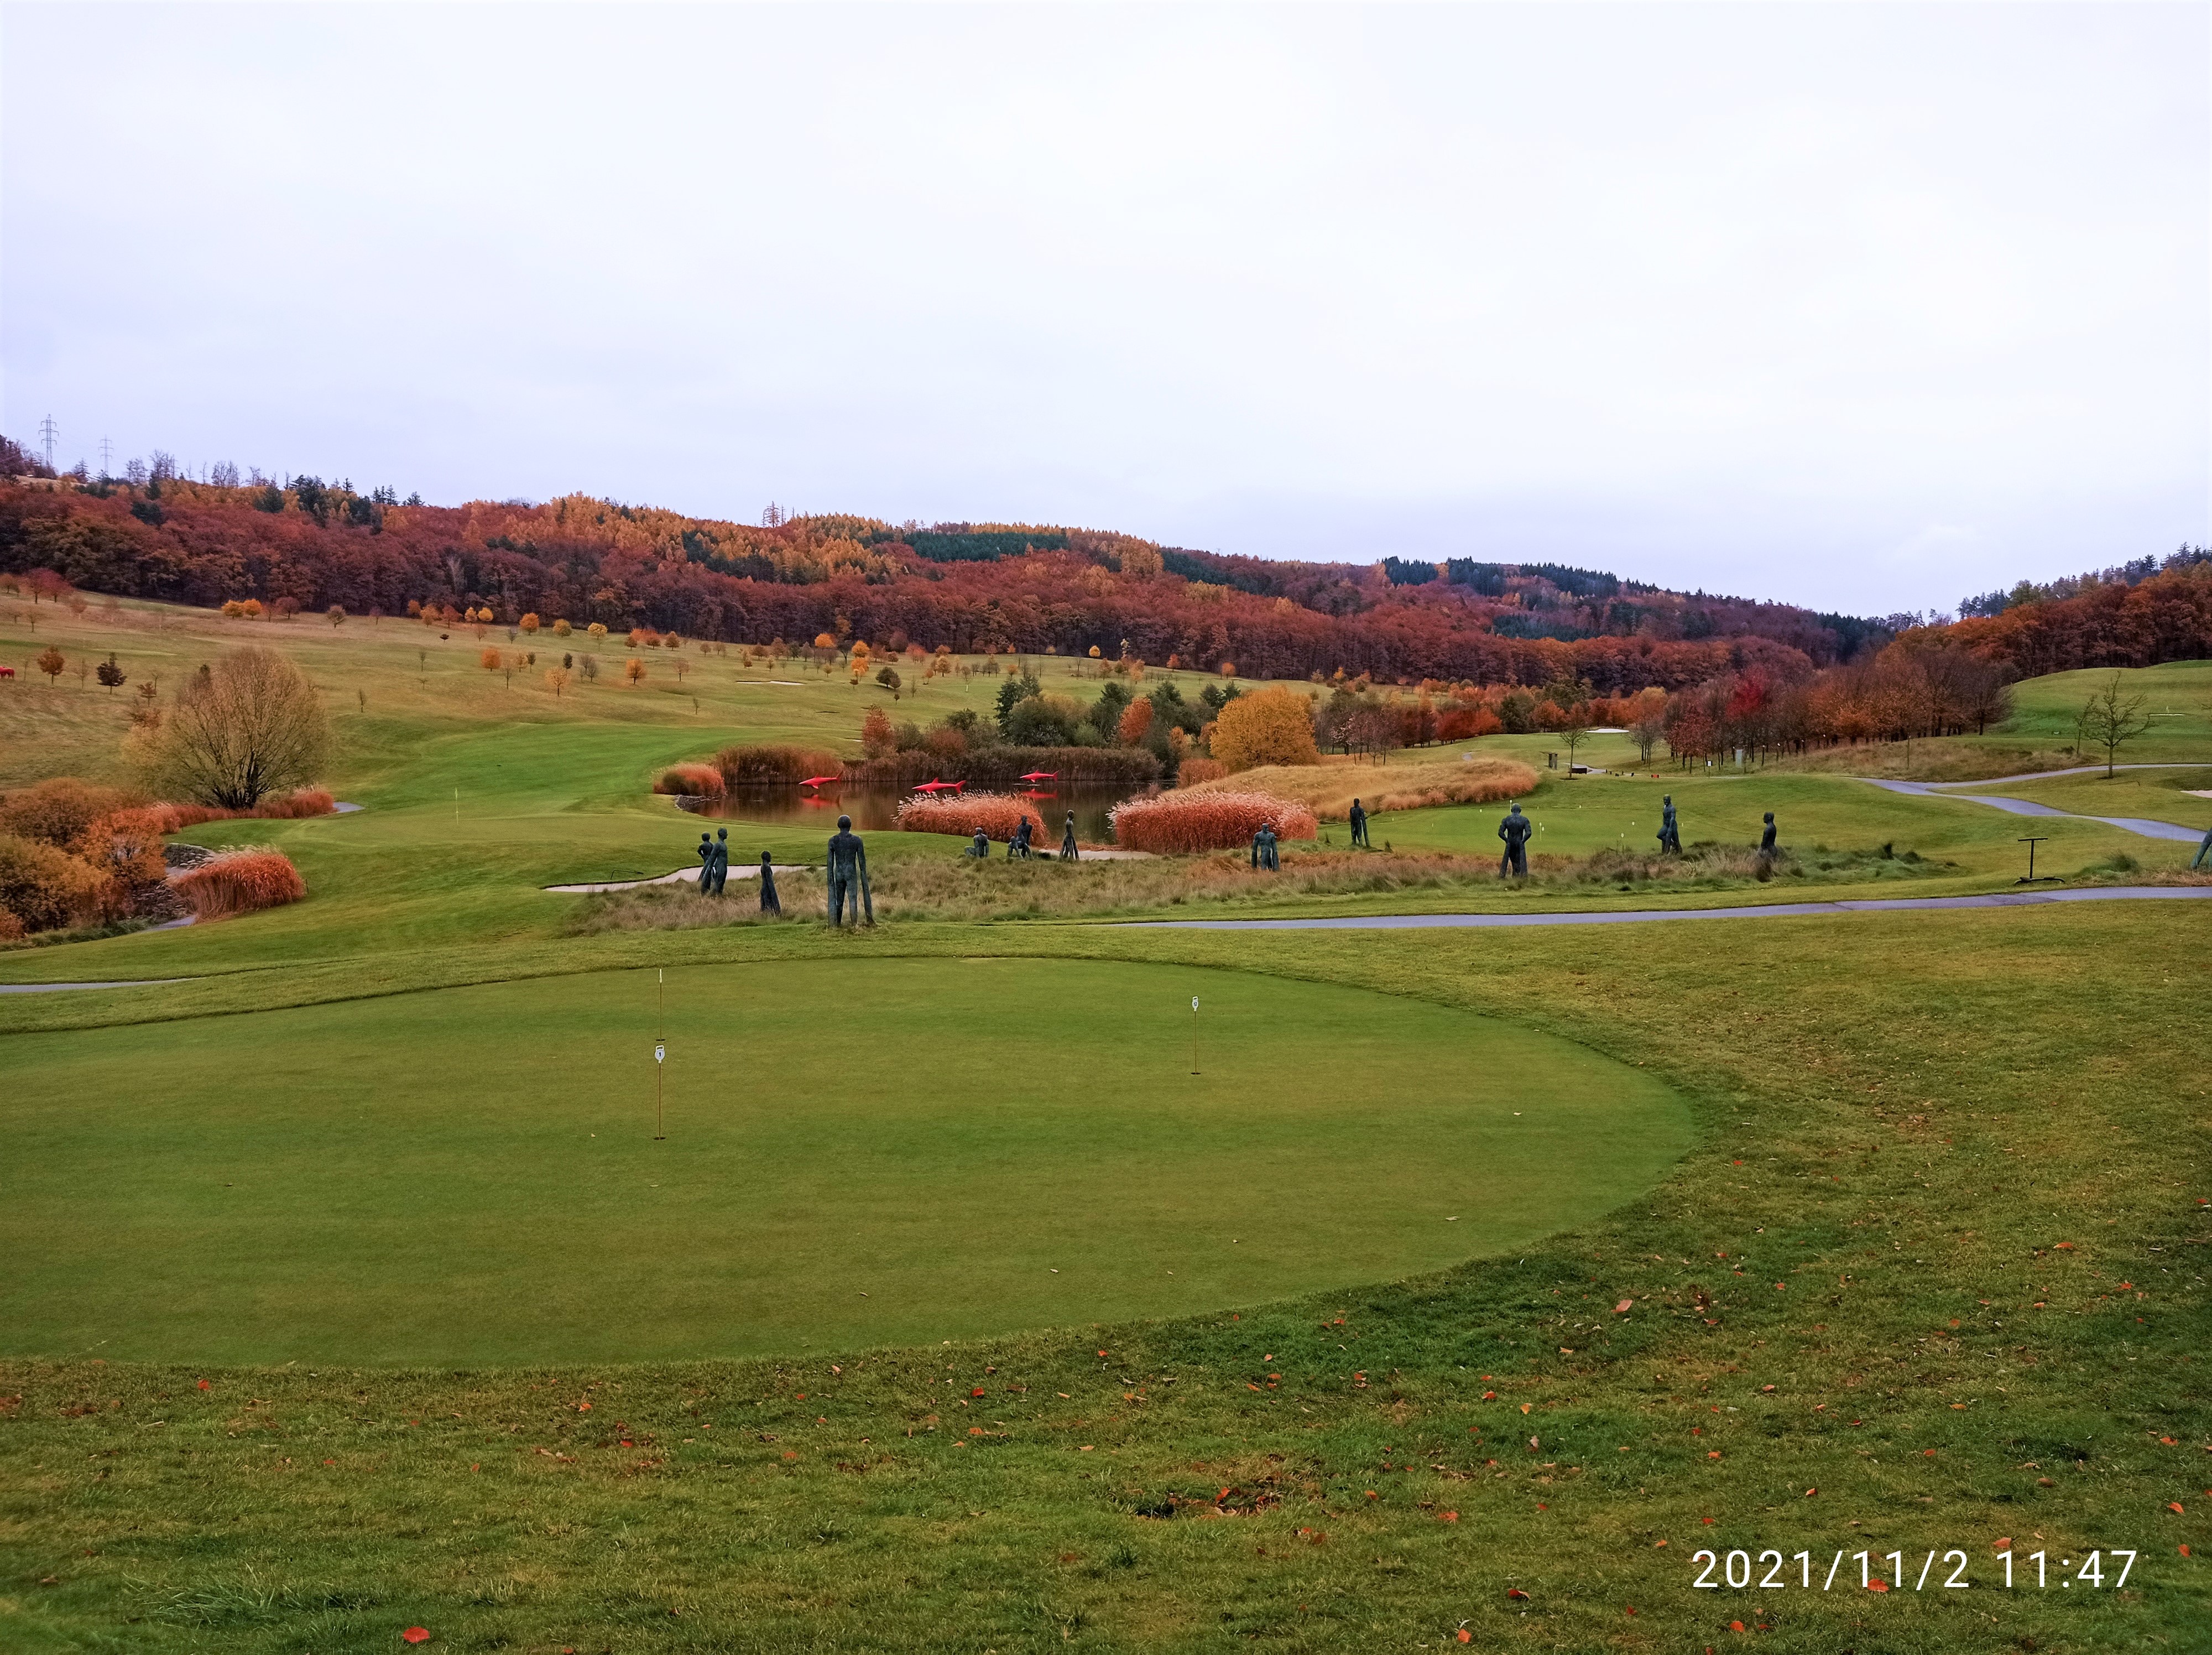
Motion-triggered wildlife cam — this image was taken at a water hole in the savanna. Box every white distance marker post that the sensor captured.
[654,968,667,1140]
[1190,996,1200,1076]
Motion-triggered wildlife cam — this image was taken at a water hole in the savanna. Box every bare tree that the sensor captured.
[128,646,331,807]
[2078,673,2150,779]
[1560,721,1590,774]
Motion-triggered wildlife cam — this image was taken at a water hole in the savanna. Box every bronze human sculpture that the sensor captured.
[758,850,781,914]
[1760,811,1777,855]
[1007,816,1034,860]
[2194,825,2211,871]
[967,829,990,859]
[697,831,716,892]
[827,814,872,925]
[1657,795,1681,855]
[1250,822,1280,871]
[1497,802,1533,879]
[712,828,730,895]
[1060,810,1078,861]
[1349,798,1370,849]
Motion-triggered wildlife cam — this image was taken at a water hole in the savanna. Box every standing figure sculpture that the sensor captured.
[2194,824,2211,871]
[827,814,872,925]
[1007,816,1034,860]
[1250,822,1280,871]
[697,831,717,892]
[1759,811,1778,855]
[1349,798,1370,849]
[758,850,781,915]
[711,828,731,895]
[1497,802,1534,879]
[1060,810,1078,861]
[1657,795,1681,855]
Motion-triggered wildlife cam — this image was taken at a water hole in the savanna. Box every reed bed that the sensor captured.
[1108,790,1319,853]
[1188,757,1536,820]
[171,848,307,920]
[893,791,1048,841]
[652,763,726,798]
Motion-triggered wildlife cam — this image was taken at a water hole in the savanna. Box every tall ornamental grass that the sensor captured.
[714,745,846,786]
[1108,790,1318,853]
[894,791,1048,841]
[653,764,726,798]
[172,849,307,920]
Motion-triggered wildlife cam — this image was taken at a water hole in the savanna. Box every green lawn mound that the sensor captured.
[1,957,1688,1366]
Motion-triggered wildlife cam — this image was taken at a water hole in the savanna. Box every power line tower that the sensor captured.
[761,502,785,529]
[38,415,59,470]
[99,437,113,479]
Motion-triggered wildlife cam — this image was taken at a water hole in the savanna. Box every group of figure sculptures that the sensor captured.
[694,827,782,914]
[966,811,1082,862]
[691,789,1809,920]
[1493,794,1779,881]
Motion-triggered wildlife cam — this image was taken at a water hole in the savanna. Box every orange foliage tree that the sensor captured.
[1210,685,1320,772]
[624,658,646,687]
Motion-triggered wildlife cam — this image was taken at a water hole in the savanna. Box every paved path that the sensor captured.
[0,977,196,995]
[544,863,811,894]
[1121,886,2212,931]
[1906,762,2209,789]
[1866,777,2208,843]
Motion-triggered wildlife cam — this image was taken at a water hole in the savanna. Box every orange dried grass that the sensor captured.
[172,850,306,920]
[653,763,726,798]
[894,791,1048,841]
[1108,790,1318,853]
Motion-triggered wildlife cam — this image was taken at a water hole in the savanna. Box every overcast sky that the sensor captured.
[4,3,2205,616]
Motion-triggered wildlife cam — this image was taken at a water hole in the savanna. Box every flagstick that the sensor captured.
[1190,995,1200,1075]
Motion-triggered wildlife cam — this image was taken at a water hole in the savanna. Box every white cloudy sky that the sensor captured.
[4,3,2205,615]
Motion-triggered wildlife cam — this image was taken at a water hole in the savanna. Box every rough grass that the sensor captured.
[565,844,1954,930]
[1196,756,1538,819]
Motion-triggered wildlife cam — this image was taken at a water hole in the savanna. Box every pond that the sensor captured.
[690,782,1144,842]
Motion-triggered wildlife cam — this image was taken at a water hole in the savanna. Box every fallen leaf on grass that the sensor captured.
[1867,1578,1889,1593]
[403,1631,430,1646]
[1505,1588,1528,1600]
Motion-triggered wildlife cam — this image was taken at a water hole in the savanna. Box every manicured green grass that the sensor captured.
[0,957,1688,1365]
[3,906,2205,1653]
[1361,768,2181,891]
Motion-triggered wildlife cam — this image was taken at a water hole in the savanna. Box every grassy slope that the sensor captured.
[0,957,1689,1365]
[2,606,2208,1651]
[2,906,2205,1653]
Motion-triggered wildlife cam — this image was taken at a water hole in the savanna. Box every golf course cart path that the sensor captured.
[0,977,197,995]
[1867,777,2207,841]
[544,863,810,893]
[1121,885,2212,930]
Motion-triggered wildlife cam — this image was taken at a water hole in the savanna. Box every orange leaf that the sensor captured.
[196,1379,210,1391]
[1520,1403,1532,1414]
[403,1631,431,1646]
[1506,1588,1528,1600]
[2170,1502,2187,1515]
[1457,1631,1473,1643]
[1729,1620,1746,1633]
[1614,1299,1633,1314]
[1867,1578,1889,1592]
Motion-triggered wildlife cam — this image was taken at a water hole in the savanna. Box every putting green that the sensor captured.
[0,958,1690,1365]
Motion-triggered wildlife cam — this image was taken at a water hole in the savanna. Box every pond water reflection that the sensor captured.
[692,783,1142,842]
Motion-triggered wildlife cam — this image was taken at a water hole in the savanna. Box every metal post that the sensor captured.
[654,969,666,1138]
[2017,836,2050,884]
[1190,996,1200,1076]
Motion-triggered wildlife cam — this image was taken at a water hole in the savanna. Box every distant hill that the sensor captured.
[4,462,2202,689]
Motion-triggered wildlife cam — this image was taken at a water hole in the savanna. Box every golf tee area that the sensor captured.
[1,604,2206,1654]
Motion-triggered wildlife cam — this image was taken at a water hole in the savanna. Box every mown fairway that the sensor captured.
[0,957,1689,1365]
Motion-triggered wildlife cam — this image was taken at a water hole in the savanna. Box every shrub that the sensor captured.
[1108,790,1318,853]
[714,745,846,785]
[0,831,114,933]
[1211,685,1321,772]
[653,763,726,798]
[251,788,337,819]
[894,791,1048,841]
[0,778,143,847]
[1175,756,1228,788]
[173,849,306,920]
